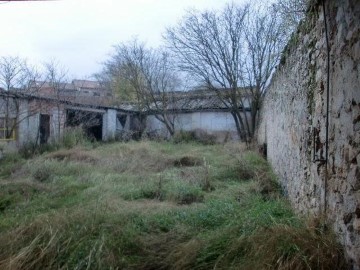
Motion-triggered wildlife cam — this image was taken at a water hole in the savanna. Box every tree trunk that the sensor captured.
[231,111,247,141]
[250,106,258,138]
[155,113,175,137]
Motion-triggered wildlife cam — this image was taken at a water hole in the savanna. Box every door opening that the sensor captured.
[39,114,50,144]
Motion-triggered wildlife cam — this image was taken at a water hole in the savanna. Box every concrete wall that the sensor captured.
[0,95,123,146]
[17,99,30,145]
[32,100,66,144]
[146,111,242,141]
[102,109,117,141]
[50,109,61,142]
[0,96,67,147]
[0,97,40,146]
[257,0,360,267]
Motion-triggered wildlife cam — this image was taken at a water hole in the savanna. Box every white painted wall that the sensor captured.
[17,99,29,145]
[177,111,236,131]
[27,113,40,144]
[102,109,117,141]
[145,111,245,141]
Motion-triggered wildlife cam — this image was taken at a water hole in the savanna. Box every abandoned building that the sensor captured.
[0,89,134,149]
[0,82,250,150]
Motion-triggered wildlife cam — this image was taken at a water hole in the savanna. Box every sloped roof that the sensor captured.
[72,80,104,89]
[147,89,250,113]
[0,89,135,113]
[2,83,250,114]
[170,94,229,111]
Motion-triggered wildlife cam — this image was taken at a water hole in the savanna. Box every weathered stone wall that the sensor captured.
[257,0,360,267]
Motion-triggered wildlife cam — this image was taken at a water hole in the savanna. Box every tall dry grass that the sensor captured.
[0,141,347,269]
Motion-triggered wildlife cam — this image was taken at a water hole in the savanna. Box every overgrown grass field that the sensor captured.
[0,140,346,269]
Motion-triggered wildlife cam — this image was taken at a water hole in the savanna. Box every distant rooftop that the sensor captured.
[72,80,103,90]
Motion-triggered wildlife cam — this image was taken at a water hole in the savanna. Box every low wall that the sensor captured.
[257,0,360,267]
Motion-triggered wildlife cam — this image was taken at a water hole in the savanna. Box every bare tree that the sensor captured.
[94,58,137,103]
[272,0,308,29]
[165,4,251,141]
[100,40,179,136]
[243,6,289,134]
[43,60,69,139]
[0,56,43,141]
[41,61,109,142]
[165,3,289,141]
[43,60,69,98]
[0,56,26,91]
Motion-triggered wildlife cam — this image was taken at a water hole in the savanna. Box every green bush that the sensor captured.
[62,127,89,148]
[172,130,197,144]
[172,129,216,145]
[15,127,89,159]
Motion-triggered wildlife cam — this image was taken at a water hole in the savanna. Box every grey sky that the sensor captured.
[0,0,246,79]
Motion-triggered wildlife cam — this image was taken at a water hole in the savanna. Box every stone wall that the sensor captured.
[257,0,360,267]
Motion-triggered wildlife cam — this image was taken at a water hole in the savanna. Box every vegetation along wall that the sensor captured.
[257,0,360,267]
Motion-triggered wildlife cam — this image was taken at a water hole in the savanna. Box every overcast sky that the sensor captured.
[0,0,247,79]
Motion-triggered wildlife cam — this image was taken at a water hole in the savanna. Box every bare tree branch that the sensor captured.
[243,5,289,132]
[165,4,251,141]
[272,0,308,29]
[98,40,180,136]
[0,56,45,141]
[165,3,290,141]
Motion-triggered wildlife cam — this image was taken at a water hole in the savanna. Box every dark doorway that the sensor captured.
[66,109,103,141]
[39,114,50,144]
[117,114,127,128]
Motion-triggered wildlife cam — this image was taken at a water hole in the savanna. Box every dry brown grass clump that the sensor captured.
[0,209,141,270]
[219,225,348,270]
[0,141,348,269]
[46,148,98,164]
[99,143,175,174]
